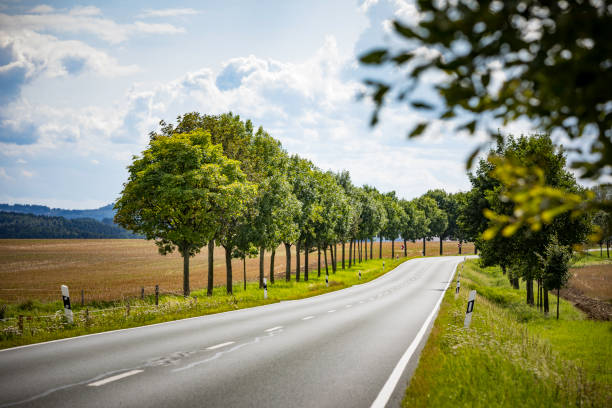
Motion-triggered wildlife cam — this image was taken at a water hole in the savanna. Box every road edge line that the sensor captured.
[370,260,459,408]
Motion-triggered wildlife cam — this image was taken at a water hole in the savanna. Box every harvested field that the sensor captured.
[560,264,612,320]
[0,239,473,303]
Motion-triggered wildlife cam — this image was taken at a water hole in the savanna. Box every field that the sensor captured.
[402,259,612,407]
[562,252,612,320]
[0,239,474,304]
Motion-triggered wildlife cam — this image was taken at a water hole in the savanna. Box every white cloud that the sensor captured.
[0,29,140,80]
[0,167,11,181]
[29,5,54,14]
[139,8,200,18]
[21,169,34,178]
[0,7,185,44]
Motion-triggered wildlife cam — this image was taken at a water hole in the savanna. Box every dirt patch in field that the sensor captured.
[560,264,612,321]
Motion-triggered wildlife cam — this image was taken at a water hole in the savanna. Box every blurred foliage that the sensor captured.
[360,0,612,239]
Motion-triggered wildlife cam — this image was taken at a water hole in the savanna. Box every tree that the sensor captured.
[360,0,611,236]
[425,189,460,255]
[471,134,591,306]
[399,199,426,257]
[114,129,253,296]
[539,238,572,319]
[415,196,446,256]
[381,192,406,259]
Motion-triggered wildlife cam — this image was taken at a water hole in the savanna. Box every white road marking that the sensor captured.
[265,326,283,332]
[327,309,336,313]
[302,316,315,320]
[345,304,352,308]
[370,263,458,408]
[206,341,235,350]
[359,301,365,304]
[87,370,143,387]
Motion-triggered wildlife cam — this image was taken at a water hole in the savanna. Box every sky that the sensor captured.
[0,0,536,209]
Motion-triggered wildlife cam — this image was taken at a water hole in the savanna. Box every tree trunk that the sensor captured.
[370,239,373,259]
[342,242,345,269]
[259,247,265,289]
[439,237,443,256]
[600,243,603,258]
[183,251,190,297]
[544,287,549,314]
[391,239,395,259]
[404,239,407,257]
[296,241,301,282]
[512,276,519,290]
[364,240,368,261]
[207,240,214,296]
[318,246,321,277]
[333,244,337,273]
[304,245,309,281]
[224,246,233,295]
[502,264,507,275]
[324,245,329,275]
[422,237,426,256]
[526,278,534,305]
[270,249,276,284]
[331,244,335,273]
[607,240,610,258]
[243,257,247,291]
[379,236,382,259]
[459,240,462,255]
[537,279,541,310]
[474,246,478,255]
[285,243,291,282]
[556,288,560,319]
[348,240,352,268]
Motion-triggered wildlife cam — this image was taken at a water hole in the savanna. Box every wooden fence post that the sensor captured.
[81,289,84,307]
[155,285,159,306]
[18,315,24,334]
[141,286,144,300]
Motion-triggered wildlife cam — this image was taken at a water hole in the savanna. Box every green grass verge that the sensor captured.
[572,250,612,266]
[403,259,612,407]
[0,256,411,349]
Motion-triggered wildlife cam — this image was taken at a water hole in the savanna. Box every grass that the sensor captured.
[0,255,411,349]
[403,259,612,407]
[0,239,474,303]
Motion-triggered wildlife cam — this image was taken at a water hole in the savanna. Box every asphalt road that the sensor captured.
[0,256,463,408]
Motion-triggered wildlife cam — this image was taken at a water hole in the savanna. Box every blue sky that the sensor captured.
[0,0,534,209]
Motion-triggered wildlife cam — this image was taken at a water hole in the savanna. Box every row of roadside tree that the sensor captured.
[114,112,472,297]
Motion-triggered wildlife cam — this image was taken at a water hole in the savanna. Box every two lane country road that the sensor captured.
[0,256,464,408]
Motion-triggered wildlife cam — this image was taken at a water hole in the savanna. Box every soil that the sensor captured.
[559,264,612,321]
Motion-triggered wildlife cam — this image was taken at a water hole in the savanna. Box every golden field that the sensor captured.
[0,239,474,303]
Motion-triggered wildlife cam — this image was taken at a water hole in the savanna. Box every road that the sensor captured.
[0,256,463,408]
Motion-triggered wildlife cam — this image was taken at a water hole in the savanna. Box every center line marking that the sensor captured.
[327,309,336,313]
[302,316,315,320]
[265,326,283,332]
[206,341,235,350]
[88,370,143,387]
[345,305,352,308]
[359,301,365,304]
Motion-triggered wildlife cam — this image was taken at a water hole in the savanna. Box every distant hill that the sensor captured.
[0,212,140,239]
[0,203,115,221]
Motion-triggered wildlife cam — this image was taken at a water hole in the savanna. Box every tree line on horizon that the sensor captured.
[114,112,472,297]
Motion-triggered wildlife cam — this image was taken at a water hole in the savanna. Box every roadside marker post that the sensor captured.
[455,277,460,299]
[326,273,329,287]
[61,285,73,324]
[358,270,361,280]
[155,285,159,306]
[383,261,385,273]
[263,278,268,300]
[464,290,476,328]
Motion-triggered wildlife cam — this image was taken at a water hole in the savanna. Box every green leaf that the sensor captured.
[408,122,428,138]
[411,101,434,110]
[393,21,422,40]
[392,53,413,65]
[359,49,389,65]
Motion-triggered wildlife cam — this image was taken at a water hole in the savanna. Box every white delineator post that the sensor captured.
[382,261,385,272]
[358,270,361,280]
[61,285,73,324]
[455,277,460,299]
[464,290,476,328]
[263,277,268,300]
